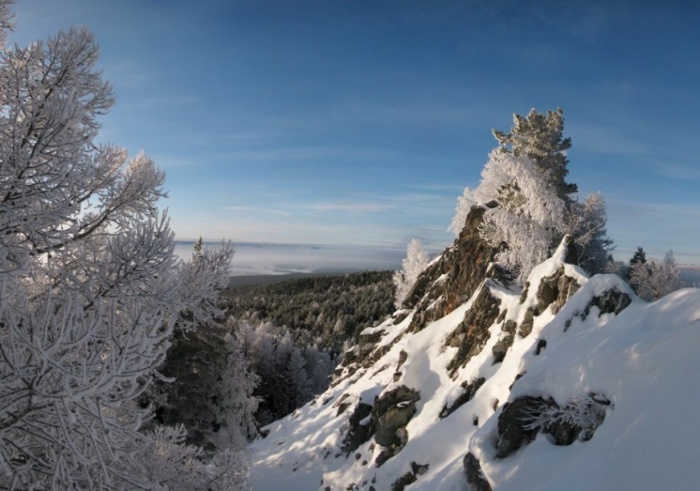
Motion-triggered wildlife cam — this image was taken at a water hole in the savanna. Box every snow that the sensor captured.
[250,245,700,490]
[476,286,700,491]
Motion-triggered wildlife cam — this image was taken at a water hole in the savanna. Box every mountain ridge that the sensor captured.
[249,209,700,490]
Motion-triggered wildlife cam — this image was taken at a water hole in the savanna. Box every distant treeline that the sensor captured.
[223,270,395,356]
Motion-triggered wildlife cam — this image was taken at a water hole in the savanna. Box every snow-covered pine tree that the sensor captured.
[285,347,313,409]
[493,107,577,201]
[473,149,567,283]
[566,192,615,275]
[0,8,237,488]
[146,319,260,454]
[304,345,333,394]
[454,108,613,282]
[217,333,260,446]
[393,238,430,308]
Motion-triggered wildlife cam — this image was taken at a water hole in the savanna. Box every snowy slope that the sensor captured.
[249,241,700,490]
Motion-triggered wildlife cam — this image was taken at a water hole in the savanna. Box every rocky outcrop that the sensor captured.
[440,377,486,419]
[564,287,633,331]
[446,286,502,376]
[390,462,429,491]
[337,327,401,382]
[518,267,583,337]
[542,394,610,445]
[339,385,421,465]
[492,319,517,364]
[582,288,631,319]
[463,453,492,491]
[341,402,374,455]
[532,267,582,316]
[496,396,553,458]
[372,386,420,466]
[406,206,499,332]
[495,394,610,458]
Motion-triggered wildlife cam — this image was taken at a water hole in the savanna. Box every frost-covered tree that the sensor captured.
[629,250,683,301]
[304,345,332,394]
[473,149,566,283]
[393,238,430,308]
[455,108,601,283]
[139,425,250,491]
[285,347,313,409]
[146,323,259,453]
[448,186,475,236]
[217,333,260,446]
[0,10,238,489]
[566,192,615,275]
[493,108,577,201]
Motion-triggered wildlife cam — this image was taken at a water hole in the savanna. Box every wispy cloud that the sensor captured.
[221,146,339,163]
[652,163,700,181]
[568,123,650,156]
[308,202,397,213]
[223,205,292,217]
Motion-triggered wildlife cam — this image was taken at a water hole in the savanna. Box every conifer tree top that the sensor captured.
[493,108,577,200]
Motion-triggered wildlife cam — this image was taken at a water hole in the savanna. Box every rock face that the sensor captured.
[463,453,493,491]
[341,402,374,454]
[340,385,421,465]
[338,327,396,382]
[496,396,553,458]
[519,266,582,337]
[372,386,420,466]
[446,286,502,376]
[440,377,486,419]
[495,394,610,458]
[406,206,498,332]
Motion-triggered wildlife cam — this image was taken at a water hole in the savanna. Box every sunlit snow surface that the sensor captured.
[250,246,700,490]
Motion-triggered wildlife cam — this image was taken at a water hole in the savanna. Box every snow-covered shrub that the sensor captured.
[629,250,683,301]
[141,425,250,491]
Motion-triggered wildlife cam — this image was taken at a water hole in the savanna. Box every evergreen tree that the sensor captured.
[493,108,577,201]
[473,149,567,283]
[567,192,615,275]
[217,333,260,446]
[285,347,313,409]
[462,108,616,283]
[146,325,259,453]
[630,247,647,266]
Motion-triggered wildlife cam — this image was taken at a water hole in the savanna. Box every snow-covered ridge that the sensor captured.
[250,237,700,490]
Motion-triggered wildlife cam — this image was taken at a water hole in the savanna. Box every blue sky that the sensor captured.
[9,0,700,263]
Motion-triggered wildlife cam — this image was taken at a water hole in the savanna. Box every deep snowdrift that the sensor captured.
[249,241,700,490]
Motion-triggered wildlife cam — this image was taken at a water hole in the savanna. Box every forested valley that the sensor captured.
[147,271,396,448]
